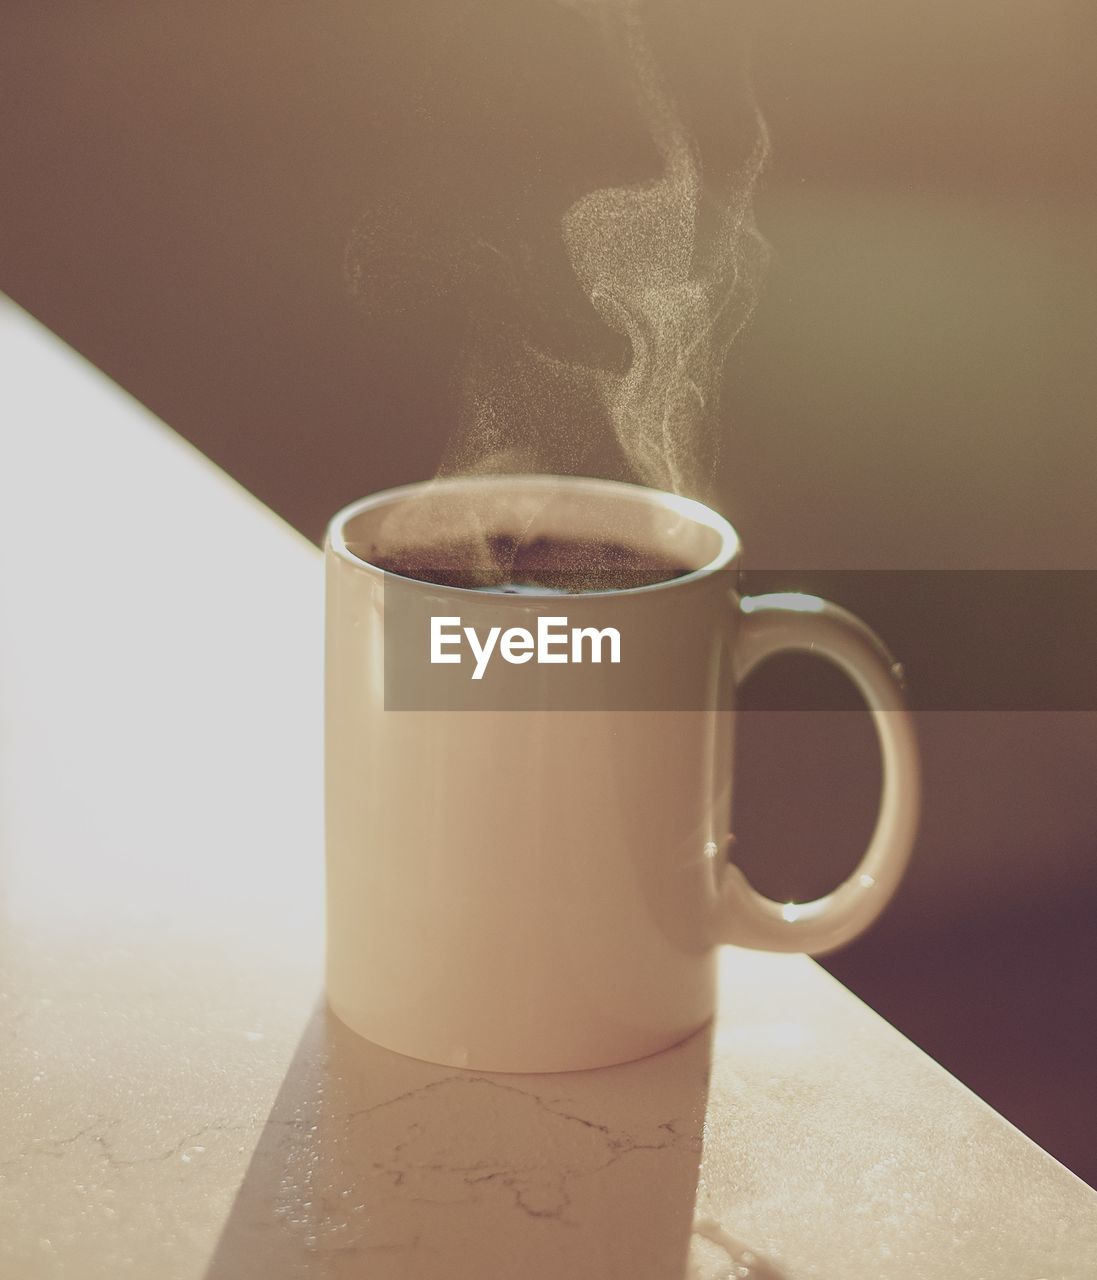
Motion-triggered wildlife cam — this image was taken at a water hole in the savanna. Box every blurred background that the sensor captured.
[3,1,1095,1181]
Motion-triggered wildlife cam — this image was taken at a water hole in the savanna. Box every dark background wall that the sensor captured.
[3,2,1096,1181]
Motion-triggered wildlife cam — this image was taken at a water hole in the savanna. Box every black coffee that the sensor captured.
[364,534,692,594]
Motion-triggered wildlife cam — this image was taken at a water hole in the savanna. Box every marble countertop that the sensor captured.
[2,296,1095,1279]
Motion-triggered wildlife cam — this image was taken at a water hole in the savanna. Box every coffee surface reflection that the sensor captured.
[365,533,693,594]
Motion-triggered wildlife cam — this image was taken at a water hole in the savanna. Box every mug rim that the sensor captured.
[326,473,741,599]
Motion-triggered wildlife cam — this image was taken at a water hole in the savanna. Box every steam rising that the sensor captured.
[348,0,769,503]
[557,0,769,496]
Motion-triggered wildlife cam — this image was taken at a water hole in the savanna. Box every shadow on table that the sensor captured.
[204,999,772,1280]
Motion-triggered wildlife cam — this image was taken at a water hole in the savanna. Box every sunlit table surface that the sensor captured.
[1,294,1095,1279]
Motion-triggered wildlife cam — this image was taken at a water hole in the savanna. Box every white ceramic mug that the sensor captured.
[325,475,919,1072]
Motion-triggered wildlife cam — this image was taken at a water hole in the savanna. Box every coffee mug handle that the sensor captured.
[715,592,920,955]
